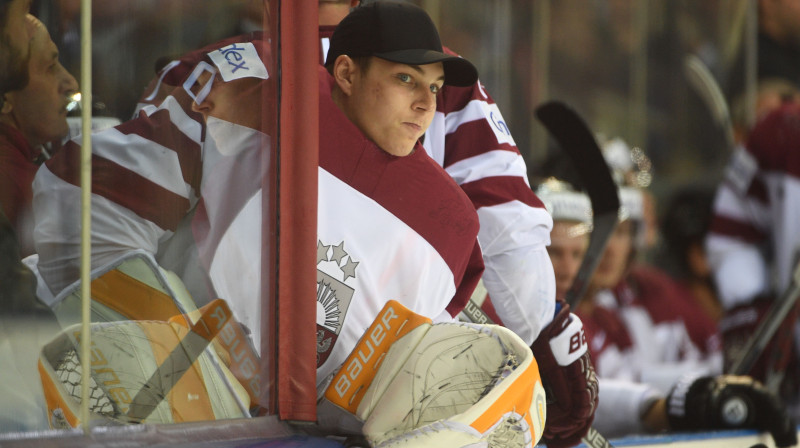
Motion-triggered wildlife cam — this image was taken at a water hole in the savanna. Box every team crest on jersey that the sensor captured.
[316,239,359,367]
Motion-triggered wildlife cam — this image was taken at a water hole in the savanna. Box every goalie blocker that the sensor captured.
[318,300,547,447]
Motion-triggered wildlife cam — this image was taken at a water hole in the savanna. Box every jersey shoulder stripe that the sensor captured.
[46,142,190,231]
[114,109,203,192]
[709,214,767,243]
[461,175,544,210]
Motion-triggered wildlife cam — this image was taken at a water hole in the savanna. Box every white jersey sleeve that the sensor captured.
[422,47,555,344]
[593,378,662,438]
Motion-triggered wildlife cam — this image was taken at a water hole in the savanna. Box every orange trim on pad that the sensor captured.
[91,268,182,321]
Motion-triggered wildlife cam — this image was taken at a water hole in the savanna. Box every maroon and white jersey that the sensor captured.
[578,268,722,393]
[707,102,800,310]
[33,34,272,345]
[316,69,482,384]
[33,31,482,390]
[621,266,721,360]
[320,28,556,345]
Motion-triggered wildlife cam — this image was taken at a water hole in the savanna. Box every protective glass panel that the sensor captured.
[0,0,280,438]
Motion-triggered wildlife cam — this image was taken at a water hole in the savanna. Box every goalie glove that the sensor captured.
[319,300,547,447]
[530,299,598,448]
[38,303,250,428]
[666,374,797,448]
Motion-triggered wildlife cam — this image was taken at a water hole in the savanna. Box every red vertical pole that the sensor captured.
[273,0,319,422]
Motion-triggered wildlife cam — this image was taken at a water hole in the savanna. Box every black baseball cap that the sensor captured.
[325,1,478,87]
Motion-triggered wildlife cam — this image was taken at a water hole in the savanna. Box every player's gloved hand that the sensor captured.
[666,374,797,448]
[531,299,598,448]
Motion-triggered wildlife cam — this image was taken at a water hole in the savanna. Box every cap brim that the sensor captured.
[375,49,478,87]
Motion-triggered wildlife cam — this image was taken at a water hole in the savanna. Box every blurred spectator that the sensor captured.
[730,77,800,144]
[0,8,62,433]
[0,14,78,257]
[727,0,800,127]
[36,0,262,121]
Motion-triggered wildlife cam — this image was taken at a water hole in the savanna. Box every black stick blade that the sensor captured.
[535,101,621,307]
[535,101,620,216]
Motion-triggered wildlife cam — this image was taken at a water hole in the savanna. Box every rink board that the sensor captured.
[581,426,800,448]
[1,419,797,447]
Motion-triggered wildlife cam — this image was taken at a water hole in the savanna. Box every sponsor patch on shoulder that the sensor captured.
[482,102,516,146]
[209,42,269,82]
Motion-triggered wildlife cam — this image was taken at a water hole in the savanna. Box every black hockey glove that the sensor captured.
[666,374,797,448]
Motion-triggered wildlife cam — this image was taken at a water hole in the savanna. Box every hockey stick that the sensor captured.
[683,54,736,151]
[460,101,619,448]
[535,101,621,309]
[729,261,800,380]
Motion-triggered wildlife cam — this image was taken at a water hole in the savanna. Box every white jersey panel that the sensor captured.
[423,111,446,166]
[711,182,769,229]
[144,95,204,142]
[764,172,800,292]
[209,190,262,352]
[477,201,554,344]
[707,234,769,309]
[316,168,457,384]
[594,379,662,438]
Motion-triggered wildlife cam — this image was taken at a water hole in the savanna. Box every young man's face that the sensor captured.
[590,219,634,290]
[0,0,33,93]
[547,220,590,301]
[345,57,444,156]
[5,15,78,147]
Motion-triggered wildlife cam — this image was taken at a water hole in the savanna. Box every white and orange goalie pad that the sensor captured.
[41,250,263,413]
[321,300,547,447]
[38,301,250,429]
